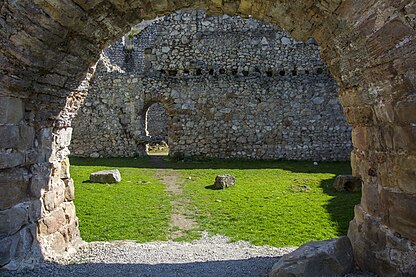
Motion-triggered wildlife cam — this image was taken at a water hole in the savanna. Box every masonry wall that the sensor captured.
[71,10,352,161]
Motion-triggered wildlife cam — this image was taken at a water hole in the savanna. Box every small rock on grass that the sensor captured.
[213,174,236,189]
[90,169,121,184]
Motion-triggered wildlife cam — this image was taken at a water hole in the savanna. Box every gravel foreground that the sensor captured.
[1,233,377,277]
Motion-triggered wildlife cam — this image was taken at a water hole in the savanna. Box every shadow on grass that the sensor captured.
[319,177,361,236]
[69,156,351,175]
[204,184,222,190]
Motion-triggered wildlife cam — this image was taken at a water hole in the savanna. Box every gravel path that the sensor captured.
[1,233,377,277]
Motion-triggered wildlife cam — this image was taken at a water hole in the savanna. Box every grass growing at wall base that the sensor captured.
[70,157,360,247]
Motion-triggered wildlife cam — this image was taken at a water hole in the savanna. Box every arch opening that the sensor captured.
[67,10,355,257]
[145,102,169,156]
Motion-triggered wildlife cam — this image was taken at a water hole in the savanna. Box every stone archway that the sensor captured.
[145,103,169,140]
[0,1,415,275]
[143,98,174,156]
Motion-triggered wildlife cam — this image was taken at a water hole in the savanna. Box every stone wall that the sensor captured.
[71,10,352,161]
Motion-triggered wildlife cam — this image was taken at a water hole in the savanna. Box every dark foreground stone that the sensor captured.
[333,175,362,192]
[269,236,355,277]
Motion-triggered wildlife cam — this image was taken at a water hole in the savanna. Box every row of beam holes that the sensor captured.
[159,68,325,77]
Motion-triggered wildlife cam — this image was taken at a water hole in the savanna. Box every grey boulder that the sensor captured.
[213,174,236,189]
[90,169,121,184]
[269,236,355,277]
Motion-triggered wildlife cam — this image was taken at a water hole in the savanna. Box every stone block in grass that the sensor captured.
[333,175,362,192]
[90,169,121,184]
[213,174,235,189]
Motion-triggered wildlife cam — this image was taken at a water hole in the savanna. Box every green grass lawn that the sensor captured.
[70,157,171,242]
[175,159,359,246]
[70,157,360,247]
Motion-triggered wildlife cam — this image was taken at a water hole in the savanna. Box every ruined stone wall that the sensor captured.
[71,10,352,161]
[2,2,414,275]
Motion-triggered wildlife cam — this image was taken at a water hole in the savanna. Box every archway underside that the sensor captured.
[0,0,415,276]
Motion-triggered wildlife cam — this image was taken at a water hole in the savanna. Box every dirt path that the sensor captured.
[150,156,197,239]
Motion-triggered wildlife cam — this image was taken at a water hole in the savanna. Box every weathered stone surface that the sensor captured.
[394,155,416,194]
[64,178,75,201]
[0,96,24,124]
[0,168,31,210]
[0,204,28,239]
[39,208,66,235]
[0,125,20,150]
[52,157,71,179]
[333,175,362,192]
[395,95,416,124]
[0,224,38,268]
[54,128,72,148]
[0,151,25,170]
[28,200,42,224]
[43,180,66,212]
[0,200,40,240]
[269,236,355,277]
[17,125,35,151]
[380,189,416,242]
[90,169,121,183]
[63,202,76,224]
[43,191,56,212]
[349,205,416,276]
[29,163,52,198]
[48,232,66,253]
[213,174,236,189]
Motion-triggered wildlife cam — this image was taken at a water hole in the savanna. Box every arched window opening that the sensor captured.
[145,102,169,156]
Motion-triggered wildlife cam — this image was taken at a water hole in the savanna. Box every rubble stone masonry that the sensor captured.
[71,11,352,160]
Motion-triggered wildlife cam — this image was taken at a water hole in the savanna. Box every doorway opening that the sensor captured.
[145,102,169,156]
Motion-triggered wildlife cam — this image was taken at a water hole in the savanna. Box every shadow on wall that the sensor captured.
[1,257,282,277]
